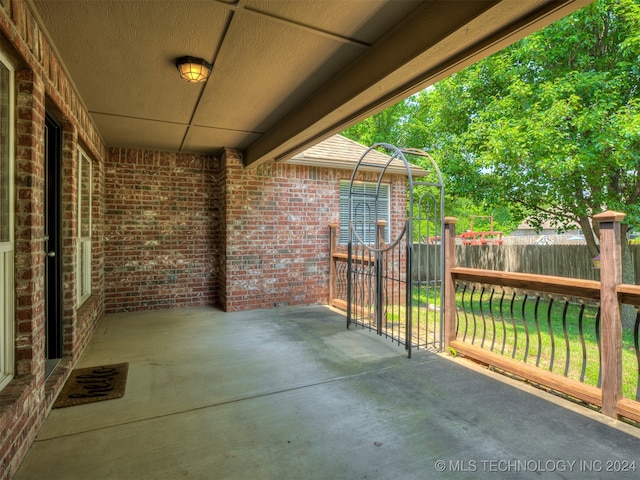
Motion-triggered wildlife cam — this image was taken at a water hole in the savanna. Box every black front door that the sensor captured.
[44,112,63,377]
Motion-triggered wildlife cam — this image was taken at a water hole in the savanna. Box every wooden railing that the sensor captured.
[329,213,640,424]
[443,212,640,424]
[329,224,350,311]
[329,222,381,312]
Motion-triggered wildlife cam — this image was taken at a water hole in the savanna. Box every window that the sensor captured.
[76,147,92,306]
[0,50,14,390]
[339,180,390,245]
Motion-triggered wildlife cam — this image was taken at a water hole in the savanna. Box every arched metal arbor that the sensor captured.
[347,143,444,357]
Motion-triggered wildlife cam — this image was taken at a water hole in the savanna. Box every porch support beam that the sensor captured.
[243,0,592,168]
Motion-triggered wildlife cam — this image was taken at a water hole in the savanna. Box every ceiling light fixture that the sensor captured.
[175,56,213,83]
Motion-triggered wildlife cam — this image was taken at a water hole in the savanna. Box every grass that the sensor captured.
[456,285,639,400]
[363,283,639,400]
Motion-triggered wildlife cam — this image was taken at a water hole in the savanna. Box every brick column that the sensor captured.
[61,123,78,355]
[14,68,46,379]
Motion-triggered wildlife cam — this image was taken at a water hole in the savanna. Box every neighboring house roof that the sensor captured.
[286,135,428,177]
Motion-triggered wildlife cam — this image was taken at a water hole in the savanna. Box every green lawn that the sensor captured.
[378,283,639,400]
[455,285,639,400]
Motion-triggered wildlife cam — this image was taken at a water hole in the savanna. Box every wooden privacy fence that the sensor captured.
[443,212,640,424]
[415,243,640,283]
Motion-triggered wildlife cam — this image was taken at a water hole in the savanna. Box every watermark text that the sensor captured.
[434,459,637,474]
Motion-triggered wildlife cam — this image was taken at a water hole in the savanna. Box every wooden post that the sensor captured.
[376,220,387,334]
[594,210,626,418]
[444,217,458,349]
[376,220,387,248]
[329,224,338,305]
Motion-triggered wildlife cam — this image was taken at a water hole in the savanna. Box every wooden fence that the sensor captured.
[414,243,640,284]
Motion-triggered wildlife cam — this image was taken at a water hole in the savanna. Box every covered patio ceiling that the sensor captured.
[30,0,591,167]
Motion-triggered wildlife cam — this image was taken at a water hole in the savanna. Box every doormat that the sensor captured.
[53,363,129,409]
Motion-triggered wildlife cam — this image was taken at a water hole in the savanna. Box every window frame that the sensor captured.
[76,146,92,306]
[0,49,15,391]
[339,180,391,245]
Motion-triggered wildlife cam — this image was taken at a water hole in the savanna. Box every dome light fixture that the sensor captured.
[175,56,213,83]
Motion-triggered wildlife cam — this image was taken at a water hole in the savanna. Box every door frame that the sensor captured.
[0,48,15,390]
[44,111,63,376]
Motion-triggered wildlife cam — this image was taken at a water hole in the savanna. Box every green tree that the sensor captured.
[342,99,415,147]
[343,0,640,323]
[416,0,640,256]
[342,95,520,233]
[416,0,640,325]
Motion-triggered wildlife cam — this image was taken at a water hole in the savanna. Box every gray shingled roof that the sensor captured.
[286,135,428,177]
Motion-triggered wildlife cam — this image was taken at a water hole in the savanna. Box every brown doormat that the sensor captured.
[53,363,129,409]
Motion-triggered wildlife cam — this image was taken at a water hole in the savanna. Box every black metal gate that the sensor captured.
[347,144,444,357]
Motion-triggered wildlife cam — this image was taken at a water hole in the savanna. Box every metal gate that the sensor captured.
[346,143,444,357]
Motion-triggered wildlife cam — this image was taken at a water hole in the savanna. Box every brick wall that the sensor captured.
[104,148,218,313]
[103,148,409,314]
[0,0,412,474]
[1,0,107,477]
[213,151,227,308]
[221,149,408,312]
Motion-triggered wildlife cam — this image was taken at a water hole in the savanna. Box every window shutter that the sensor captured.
[340,181,390,245]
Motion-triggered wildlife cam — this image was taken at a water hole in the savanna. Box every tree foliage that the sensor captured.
[343,0,640,257]
[342,100,415,147]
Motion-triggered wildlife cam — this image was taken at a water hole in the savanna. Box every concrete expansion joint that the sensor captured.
[35,356,433,443]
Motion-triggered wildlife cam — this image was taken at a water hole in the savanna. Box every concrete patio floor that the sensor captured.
[14,305,640,479]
